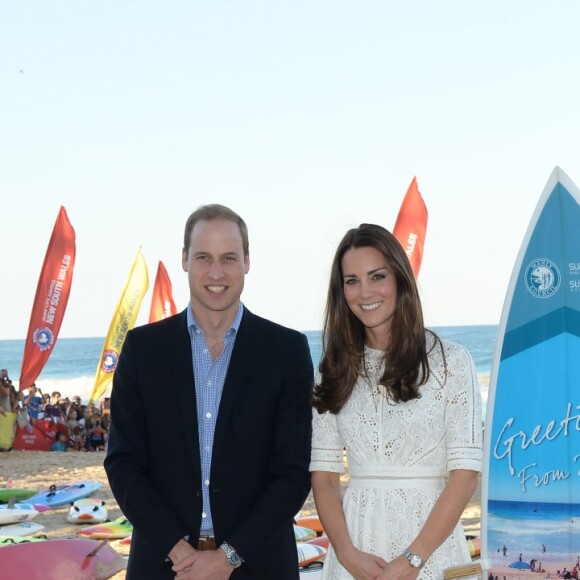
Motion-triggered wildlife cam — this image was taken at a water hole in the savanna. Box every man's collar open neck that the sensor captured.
[188,301,243,339]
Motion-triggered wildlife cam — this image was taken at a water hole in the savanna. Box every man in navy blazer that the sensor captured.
[105,205,314,579]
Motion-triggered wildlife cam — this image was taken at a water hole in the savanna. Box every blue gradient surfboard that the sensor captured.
[481,167,580,575]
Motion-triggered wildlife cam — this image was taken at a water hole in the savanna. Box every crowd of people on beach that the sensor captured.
[0,368,109,452]
[556,559,580,579]
[492,544,580,578]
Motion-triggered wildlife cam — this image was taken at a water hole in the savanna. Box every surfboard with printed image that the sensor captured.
[481,167,580,576]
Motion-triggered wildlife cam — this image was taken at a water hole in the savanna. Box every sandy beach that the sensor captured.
[0,451,484,579]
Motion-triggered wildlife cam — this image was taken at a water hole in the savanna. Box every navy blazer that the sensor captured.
[104,307,314,579]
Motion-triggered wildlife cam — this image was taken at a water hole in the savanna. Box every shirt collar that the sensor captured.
[187,302,244,338]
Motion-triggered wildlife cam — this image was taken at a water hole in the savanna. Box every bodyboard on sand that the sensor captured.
[299,567,323,579]
[68,498,108,524]
[466,536,480,558]
[0,536,47,547]
[297,543,327,567]
[0,538,127,579]
[0,508,39,525]
[0,522,45,537]
[294,524,316,542]
[305,535,330,549]
[481,167,580,574]
[296,515,324,534]
[76,516,133,539]
[27,481,102,508]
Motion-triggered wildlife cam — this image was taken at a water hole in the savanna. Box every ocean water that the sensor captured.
[487,499,580,563]
[0,324,496,409]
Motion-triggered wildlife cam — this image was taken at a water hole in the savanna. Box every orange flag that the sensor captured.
[19,207,76,390]
[149,261,178,323]
[393,177,428,278]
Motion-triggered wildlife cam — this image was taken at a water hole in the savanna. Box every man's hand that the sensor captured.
[172,547,233,580]
[168,538,197,568]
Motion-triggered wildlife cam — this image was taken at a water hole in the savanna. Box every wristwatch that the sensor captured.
[219,541,243,569]
[403,548,425,568]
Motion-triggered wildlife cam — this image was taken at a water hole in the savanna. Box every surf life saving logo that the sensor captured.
[32,327,54,351]
[524,258,561,298]
[101,350,119,373]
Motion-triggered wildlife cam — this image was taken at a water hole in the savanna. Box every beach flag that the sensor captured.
[393,177,428,278]
[89,248,149,403]
[19,207,76,390]
[149,261,178,323]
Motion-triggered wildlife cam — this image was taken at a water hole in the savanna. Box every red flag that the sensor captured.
[19,207,76,390]
[393,177,428,278]
[149,261,178,323]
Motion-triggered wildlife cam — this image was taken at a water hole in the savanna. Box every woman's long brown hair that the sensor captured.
[312,224,442,414]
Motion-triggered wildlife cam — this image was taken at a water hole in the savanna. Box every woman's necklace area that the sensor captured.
[363,347,390,410]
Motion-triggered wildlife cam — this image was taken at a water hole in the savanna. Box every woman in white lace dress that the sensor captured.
[310,224,482,580]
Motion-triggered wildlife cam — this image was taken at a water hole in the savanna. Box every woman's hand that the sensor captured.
[377,554,420,580]
[339,545,387,580]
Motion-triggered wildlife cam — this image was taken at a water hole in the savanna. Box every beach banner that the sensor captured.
[19,206,76,390]
[393,177,428,278]
[89,249,149,403]
[148,260,178,323]
[481,167,580,577]
[0,412,17,450]
[12,417,57,451]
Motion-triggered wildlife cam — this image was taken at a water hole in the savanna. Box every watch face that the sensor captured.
[410,554,422,567]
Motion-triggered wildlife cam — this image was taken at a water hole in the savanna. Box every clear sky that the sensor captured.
[2,1,580,340]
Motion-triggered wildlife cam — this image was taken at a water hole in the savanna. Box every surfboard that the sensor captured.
[0,538,127,579]
[0,502,49,513]
[0,508,39,525]
[0,522,45,537]
[26,481,102,508]
[481,167,580,575]
[0,489,39,503]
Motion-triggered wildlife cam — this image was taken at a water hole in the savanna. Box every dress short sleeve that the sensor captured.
[443,342,483,473]
[310,408,346,473]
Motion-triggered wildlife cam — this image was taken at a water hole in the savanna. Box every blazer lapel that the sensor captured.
[170,310,201,467]
[212,308,258,456]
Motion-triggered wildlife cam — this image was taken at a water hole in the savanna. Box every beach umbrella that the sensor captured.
[509,561,531,569]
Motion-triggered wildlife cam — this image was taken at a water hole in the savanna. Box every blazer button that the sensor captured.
[196,491,201,498]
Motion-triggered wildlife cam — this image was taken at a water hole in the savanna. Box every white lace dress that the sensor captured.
[310,336,482,579]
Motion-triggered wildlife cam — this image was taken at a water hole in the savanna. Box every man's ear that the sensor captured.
[182,248,188,272]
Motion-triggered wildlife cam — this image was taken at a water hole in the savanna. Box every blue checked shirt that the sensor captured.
[187,303,243,536]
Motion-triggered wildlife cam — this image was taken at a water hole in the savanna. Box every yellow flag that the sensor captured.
[90,248,149,403]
